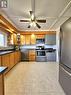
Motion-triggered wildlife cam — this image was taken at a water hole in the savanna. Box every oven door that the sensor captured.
[36,50,46,62]
[36,50,45,56]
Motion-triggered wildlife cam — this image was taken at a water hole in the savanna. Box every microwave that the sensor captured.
[36,38,45,44]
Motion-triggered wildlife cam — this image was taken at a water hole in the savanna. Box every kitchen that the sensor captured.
[0,0,71,95]
[0,14,57,72]
[20,31,56,62]
[0,14,57,95]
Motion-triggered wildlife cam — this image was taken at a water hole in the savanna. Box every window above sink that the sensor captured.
[0,30,7,47]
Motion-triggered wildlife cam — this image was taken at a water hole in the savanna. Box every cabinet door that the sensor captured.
[14,51,18,64]
[29,50,35,55]
[30,34,36,44]
[10,52,15,68]
[17,51,21,62]
[2,54,10,73]
[14,51,21,64]
[29,50,36,61]
[13,33,17,45]
[36,35,44,39]
[45,34,56,45]
[25,35,30,45]
[29,56,35,61]
[20,35,25,45]
[0,56,1,66]
[0,75,4,95]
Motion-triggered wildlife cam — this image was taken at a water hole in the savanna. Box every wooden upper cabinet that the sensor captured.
[7,33,17,45]
[21,34,36,45]
[20,35,25,45]
[13,33,17,45]
[36,35,45,39]
[0,56,1,66]
[30,34,36,44]
[25,35,30,45]
[10,34,14,44]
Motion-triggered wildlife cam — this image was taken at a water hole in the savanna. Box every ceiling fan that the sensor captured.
[20,11,46,28]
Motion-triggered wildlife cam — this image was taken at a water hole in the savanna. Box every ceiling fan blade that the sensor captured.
[37,19,46,23]
[20,20,30,22]
[36,23,41,28]
[28,25,31,28]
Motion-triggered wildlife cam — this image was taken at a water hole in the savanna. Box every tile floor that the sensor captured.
[4,62,66,95]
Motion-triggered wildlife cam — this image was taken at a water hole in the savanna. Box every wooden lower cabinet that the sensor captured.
[0,75,4,95]
[14,51,19,64]
[10,52,15,68]
[1,54,10,73]
[1,51,21,74]
[14,51,21,64]
[17,51,21,62]
[0,56,1,66]
[29,50,36,61]
[29,55,35,61]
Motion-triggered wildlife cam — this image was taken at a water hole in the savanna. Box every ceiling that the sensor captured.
[0,0,71,31]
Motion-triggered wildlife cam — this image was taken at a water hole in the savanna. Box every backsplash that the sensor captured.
[20,45,57,49]
[0,46,14,51]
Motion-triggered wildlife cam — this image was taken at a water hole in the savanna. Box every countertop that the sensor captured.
[0,44,56,55]
[0,67,7,74]
[0,50,20,55]
[0,51,13,55]
[20,45,57,50]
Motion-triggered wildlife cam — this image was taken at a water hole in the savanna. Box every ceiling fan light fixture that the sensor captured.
[31,14,34,20]
[30,22,33,26]
[30,21,36,27]
[20,11,46,29]
[33,22,36,27]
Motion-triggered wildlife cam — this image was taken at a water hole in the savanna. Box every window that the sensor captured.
[0,31,7,47]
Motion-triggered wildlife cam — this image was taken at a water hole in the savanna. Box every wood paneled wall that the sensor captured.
[0,15,19,33]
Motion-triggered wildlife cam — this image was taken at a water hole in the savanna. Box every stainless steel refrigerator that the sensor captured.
[59,18,71,95]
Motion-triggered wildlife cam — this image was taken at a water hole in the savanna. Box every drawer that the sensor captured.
[36,56,46,62]
[29,50,35,55]
[59,65,71,95]
[29,55,35,61]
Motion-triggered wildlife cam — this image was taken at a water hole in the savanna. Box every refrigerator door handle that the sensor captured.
[61,66,71,76]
